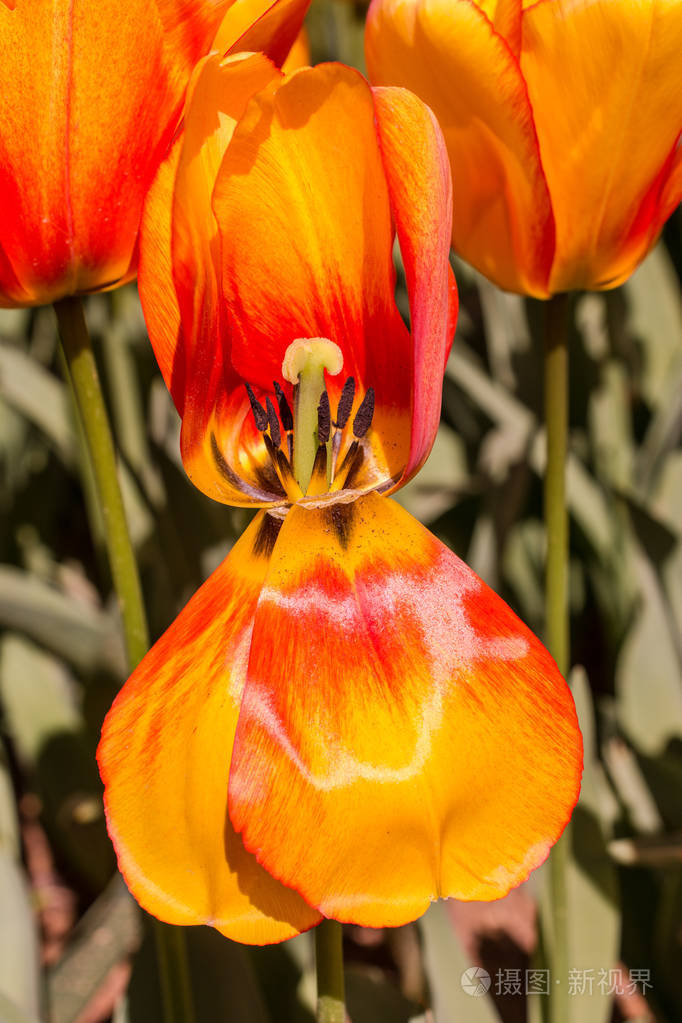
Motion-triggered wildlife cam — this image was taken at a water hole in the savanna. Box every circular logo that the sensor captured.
[461,966,491,997]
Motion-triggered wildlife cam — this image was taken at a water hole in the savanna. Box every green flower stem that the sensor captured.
[153,921,196,1023]
[54,296,149,669]
[544,292,570,679]
[543,291,571,1023]
[315,921,346,1023]
[54,295,194,1023]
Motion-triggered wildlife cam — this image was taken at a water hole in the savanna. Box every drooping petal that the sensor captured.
[521,0,682,292]
[211,63,414,490]
[228,493,582,927]
[97,511,322,945]
[372,85,457,489]
[365,0,555,297]
[0,0,230,307]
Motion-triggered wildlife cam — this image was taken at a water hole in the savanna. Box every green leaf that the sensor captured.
[118,921,271,1023]
[345,969,426,1023]
[616,542,682,756]
[420,902,498,1022]
[564,668,621,1023]
[0,636,115,892]
[0,750,41,1022]
[0,568,126,679]
[0,340,75,467]
[396,425,468,524]
[622,243,682,411]
[47,875,141,1023]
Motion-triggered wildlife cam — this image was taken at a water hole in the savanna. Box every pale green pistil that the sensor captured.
[282,337,343,493]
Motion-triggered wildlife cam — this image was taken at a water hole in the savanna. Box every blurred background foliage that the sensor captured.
[1,2,681,1021]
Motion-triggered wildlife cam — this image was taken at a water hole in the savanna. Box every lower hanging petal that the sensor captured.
[97,512,322,945]
[229,493,582,927]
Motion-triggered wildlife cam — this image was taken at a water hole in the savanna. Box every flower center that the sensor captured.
[245,337,375,504]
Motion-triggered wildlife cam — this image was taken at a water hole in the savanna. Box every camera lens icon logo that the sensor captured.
[461,967,491,997]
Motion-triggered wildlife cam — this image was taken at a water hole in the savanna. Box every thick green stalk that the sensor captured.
[315,921,345,1023]
[153,922,196,1023]
[54,295,194,1023]
[544,292,570,678]
[543,292,570,1023]
[54,296,148,669]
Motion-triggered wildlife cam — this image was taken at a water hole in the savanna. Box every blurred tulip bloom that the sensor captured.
[366,0,682,297]
[0,0,310,307]
[97,58,582,944]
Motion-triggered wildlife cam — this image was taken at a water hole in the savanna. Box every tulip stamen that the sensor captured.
[329,375,355,479]
[273,381,294,463]
[245,383,268,433]
[265,396,282,449]
[317,391,331,445]
[352,387,375,438]
[243,353,376,503]
[334,377,356,430]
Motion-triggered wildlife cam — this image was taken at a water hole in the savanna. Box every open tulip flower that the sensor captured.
[0,0,310,307]
[366,0,682,297]
[97,57,582,944]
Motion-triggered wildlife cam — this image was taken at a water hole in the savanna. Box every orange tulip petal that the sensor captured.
[98,511,322,945]
[211,64,413,490]
[215,0,311,67]
[173,53,288,506]
[0,0,229,306]
[140,52,287,506]
[521,0,682,292]
[657,144,682,236]
[617,140,682,283]
[282,26,311,73]
[139,135,184,402]
[229,493,582,927]
[366,0,555,296]
[476,0,522,57]
[372,86,456,488]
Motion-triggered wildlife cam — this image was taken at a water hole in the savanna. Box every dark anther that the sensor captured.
[273,381,294,433]
[245,383,268,432]
[265,396,282,448]
[317,391,331,444]
[335,376,355,429]
[352,387,375,438]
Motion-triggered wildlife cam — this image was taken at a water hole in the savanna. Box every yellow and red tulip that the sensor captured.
[97,57,582,945]
[0,0,310,307]
[366,0,682,297]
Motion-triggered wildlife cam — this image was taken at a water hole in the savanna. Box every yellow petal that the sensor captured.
[98,511,322,945]
[229,493,582,926]
[522,0,682,291]
[366,0,555,296]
